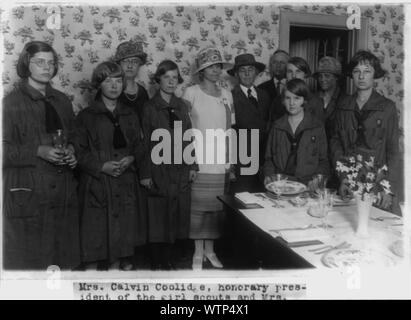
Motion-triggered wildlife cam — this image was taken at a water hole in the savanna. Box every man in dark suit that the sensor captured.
[227,54,271,194]
[257,50,289,103]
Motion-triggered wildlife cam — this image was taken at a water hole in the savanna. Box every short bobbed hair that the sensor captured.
[16,41,59,79]
[288,56,311,77]
[154,60,184,84]
[282,78,309,107]
[347,50,386,79]
[91,61,124,89]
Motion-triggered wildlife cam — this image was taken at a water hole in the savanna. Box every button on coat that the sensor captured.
[75,100,146,263]
[2,80,80,270]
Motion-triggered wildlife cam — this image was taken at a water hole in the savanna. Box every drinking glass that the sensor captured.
[272,174,286,200]
[321,189,336,231]
[52,129,68,164]
[52,129,67,150]
[315,174,328,196]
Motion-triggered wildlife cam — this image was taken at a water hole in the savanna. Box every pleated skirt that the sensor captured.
[189,173,229,239]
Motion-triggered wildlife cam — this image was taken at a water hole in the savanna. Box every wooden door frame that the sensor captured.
[279,11,368,52]
[279,11,369,94]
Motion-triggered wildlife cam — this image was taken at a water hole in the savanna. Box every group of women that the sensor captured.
[262,51,399,212]
[2,39,400,272]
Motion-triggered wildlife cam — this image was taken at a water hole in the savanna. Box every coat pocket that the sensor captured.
[4,171,39,219]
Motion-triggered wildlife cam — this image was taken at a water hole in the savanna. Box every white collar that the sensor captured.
[240,84,257,99]
[273,78,286,85]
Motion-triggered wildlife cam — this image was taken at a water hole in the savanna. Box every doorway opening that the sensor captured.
[279,11,369,94]
[289,26,350,92]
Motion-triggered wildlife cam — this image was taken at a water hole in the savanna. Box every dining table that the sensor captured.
[218,190,405,269]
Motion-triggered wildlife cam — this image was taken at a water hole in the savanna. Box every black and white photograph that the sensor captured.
[0,0,410,301]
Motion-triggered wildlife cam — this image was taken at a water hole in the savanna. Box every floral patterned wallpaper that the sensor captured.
[1,4,404,148]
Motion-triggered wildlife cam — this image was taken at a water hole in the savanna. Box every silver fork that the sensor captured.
[370,216,400,222]
[308,241,346,253]
[269,223,333,233]
[264,196,285,208]
[313,241,351,255]
[269,224,316,233]
[309,245,333,252]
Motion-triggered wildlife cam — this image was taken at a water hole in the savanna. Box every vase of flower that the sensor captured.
[335,154,393,238]
[355,194,374,238]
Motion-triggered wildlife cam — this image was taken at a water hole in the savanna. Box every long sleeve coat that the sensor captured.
[257,77,279,104]
[314,86,347,141]
[264,112,330,185]
[75,99,146,263]
[2,80,80,270]
[230,85,270,192]
[140,92,197,243]
[329,90,400,192]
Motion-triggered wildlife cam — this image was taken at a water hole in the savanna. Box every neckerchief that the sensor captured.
[102,110,127,149]
[284,130,305,176]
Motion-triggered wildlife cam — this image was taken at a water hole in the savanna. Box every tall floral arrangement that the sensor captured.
[335,155,392,202]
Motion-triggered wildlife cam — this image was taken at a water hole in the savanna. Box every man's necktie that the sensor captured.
[276,80,285,96]
[247,88,258,108]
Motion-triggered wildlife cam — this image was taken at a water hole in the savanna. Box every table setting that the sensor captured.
[234,170,406,269]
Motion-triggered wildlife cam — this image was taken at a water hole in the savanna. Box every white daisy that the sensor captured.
[336,161,349,173]
[380,180,391,193]
[366,172,375,180]
[365,183,374,192]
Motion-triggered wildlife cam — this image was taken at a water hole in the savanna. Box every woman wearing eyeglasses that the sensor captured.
[2,41,80,270]
[114,41,149,123]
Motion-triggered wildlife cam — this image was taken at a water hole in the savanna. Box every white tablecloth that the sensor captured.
[239,193,404,268]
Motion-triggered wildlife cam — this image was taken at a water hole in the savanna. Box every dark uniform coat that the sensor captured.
[315,87,348,140]
[76,99,146,263]
[264,112,330,185]
[140,92,197,243]
[230,85,270,193]
[118,83,149,124]
[315,87,348,189]
[329,90,400,201]
[2,81,80,270]
[257,77,279,103]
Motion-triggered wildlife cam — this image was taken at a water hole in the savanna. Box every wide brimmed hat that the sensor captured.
[194,46,232,74]
[313,56,342,76]
[227,53,266,76]
[114,41,147,64]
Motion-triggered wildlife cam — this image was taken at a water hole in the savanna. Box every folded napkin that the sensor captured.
[235,192,259,205]
[279,227,329,244]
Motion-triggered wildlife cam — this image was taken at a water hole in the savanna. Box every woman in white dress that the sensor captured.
[182,46,235,270]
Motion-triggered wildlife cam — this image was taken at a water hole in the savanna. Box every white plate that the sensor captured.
[265,180,307,196]
[322,248,396,268]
